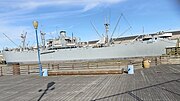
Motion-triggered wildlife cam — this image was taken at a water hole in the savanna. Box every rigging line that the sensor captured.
[116,21,121,37]
[110,13,123,39]
[2,33,19,47]
[122,14,134,35]
[122,14,132,28]
[117,26,132,38]
[90,21,103,38]
[123,15,133,35]
[111,27,132,43]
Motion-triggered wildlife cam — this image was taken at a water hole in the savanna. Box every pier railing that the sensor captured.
[0,56,180,76]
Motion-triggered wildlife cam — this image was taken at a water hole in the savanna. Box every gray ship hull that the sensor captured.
[3,39,177,64]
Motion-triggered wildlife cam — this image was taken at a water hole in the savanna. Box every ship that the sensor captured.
[2,20,178,64]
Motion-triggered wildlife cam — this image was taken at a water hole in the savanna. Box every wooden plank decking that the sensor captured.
[0,64,180,101]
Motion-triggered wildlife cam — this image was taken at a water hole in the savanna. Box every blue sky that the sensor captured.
[0,0,180,49]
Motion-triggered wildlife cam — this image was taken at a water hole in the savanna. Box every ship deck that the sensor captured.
[0,64,180,101]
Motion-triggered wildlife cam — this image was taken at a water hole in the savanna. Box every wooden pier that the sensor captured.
[0,64,179,101]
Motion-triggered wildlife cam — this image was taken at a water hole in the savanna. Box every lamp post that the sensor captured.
[33,21,43,76]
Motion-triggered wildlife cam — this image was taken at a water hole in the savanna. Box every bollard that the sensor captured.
[143,59,151,68]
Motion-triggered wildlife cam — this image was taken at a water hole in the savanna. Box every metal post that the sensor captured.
[28,65,30,74]
[35,29,43,76]
[0,67,2,76]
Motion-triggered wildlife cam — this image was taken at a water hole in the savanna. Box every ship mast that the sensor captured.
[104,18,110,44]
[40,31,46,50]
[21,32,27,51]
